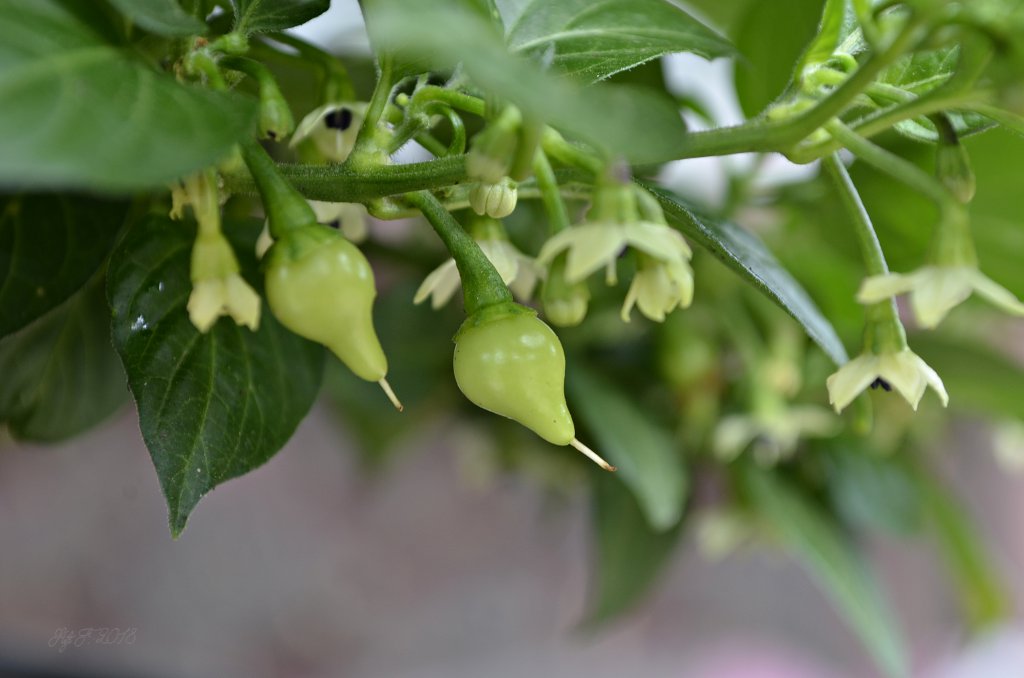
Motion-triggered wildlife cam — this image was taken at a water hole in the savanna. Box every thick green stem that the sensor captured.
[349,52,397,167]
[239,140,317,237]
[404,191,512,315]
[224,154,469,202]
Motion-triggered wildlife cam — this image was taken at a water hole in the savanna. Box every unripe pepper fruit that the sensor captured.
[264,224,388,384]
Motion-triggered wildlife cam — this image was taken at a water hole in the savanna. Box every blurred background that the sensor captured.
[3,2,1023,677]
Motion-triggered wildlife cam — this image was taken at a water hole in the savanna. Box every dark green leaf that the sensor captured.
[582,474,683,628]
[0,0,258,192]
[106,0,206,36]
[567,365,687,531]
[366,0,689,164]
[733,0,824,117]
[107,215,324,536]
[918,477,1010,630]
[647,184,849,365]
[231,0,330,34]
[740,466,909,678]
[0,275,127,441]
[507,0,732,84]
[0,194,128,338]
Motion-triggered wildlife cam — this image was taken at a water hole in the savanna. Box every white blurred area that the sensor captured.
[3,4,1024,678]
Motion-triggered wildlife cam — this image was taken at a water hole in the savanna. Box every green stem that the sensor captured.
[350,52,397,167]
[532,151,571,233]
[239,140,317,237]
[404,191,512,315]
[825,120,953,206]
[223,154,469,202]
[821,154,906,353]
[541,128,603,174]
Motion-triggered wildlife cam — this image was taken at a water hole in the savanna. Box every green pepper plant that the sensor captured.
[2,0,1024,672]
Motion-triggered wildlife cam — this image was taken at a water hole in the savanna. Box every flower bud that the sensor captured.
[469,178,518,219]
[936,139,976,204]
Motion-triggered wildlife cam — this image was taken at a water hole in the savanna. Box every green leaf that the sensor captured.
[918,477,1010,630]
[506,0,732,84]
[231,0,330,34]
[105,0,206,36]
[646,184,849,365]
[567,365,687,531]
[0,0,258,192]
[582,474,683,628]
[820,443,923,535]
[797,0,852,72]
[366,0,689,164]
[0,275,127,441]
[733,0,825,117]
[107,215,325,536]
[740,466,909,678]
[0,194,128,338]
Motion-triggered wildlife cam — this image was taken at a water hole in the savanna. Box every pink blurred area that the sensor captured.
[2,403,1022,678]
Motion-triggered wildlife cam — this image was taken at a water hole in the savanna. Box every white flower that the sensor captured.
[826,347,948,413]
[621,257,694,322]
[290,102,367,163]
[309,200,369,243]
[858,265,1024,329]
[414,240,539,309]
[188,275,261,333]
[188,232,261,333]
[713,405,839,463]
[255,222,274,260]
[537,220,692,285]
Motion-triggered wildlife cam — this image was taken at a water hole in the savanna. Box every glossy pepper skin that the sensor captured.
[453,307,575,445]
[265,224,387,382]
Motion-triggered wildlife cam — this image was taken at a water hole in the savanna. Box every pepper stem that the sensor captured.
[378,378,403,412]
[570,438,616,472]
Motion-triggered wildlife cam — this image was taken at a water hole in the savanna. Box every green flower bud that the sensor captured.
[541,255,589,327]
[936,139,976,204]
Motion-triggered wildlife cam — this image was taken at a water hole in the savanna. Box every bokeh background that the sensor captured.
[3,2,1023,677]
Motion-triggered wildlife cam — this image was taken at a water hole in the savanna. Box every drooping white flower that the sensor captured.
[713,405,839,463]
[188,231,261,333]
[414,239,539,309]
[621,256,694,322]
[309,200,369,243]
[858,265,1024,329]
[290,102,367,163]
[537,220,692,286]
[826,347,948,413]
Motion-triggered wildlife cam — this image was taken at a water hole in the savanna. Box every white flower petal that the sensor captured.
[909,267,974,329]
[909,352,948,408]
[255,221,274,260]
[826,354,880,412]
[969,270,1024,317]
[563,225,627,283]
[187,279,226,333]
[414,259,459,308]
[879,350,929,410]
[309,200,346,224]
[480,240,520,285]
[224,275,262,331]
[857,271,920,303]
[624,222,692,261]
[713,416,760,461]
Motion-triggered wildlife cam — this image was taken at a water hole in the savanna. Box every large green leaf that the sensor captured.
[567,365,687,531]
[107,215,325,536]
[0,194,128,338]
[646,184,849,365]
[733,0,825,117]
[506,0,732,84]
[0,275,127,441]
[0,0,258,192]
[582,474,683,628]
[231,0,330,34]
[740,466,909,678]
[106,0,206,36]
[366,0,689,165]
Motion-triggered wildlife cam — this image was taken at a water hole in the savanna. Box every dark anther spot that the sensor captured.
[327,219,341,230]
[870,378,892,392]
[325,108,353,131]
